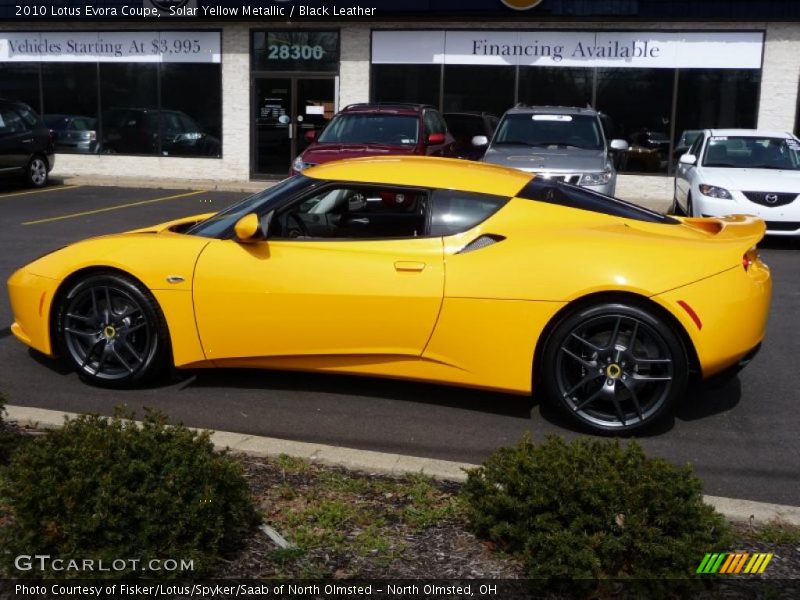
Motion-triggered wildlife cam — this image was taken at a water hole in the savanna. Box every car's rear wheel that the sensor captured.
[26,156,48,188]
[687,193,695,217]
[56,273,170,387]
[541,302,688,434]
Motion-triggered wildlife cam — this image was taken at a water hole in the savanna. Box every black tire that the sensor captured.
[541,302,688,434]
[55,272,171,388]
[686,193,695,217]
[670,186,686,216]
[26,155,48,188]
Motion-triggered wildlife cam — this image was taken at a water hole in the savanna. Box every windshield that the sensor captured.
[702,136,800,170]
[188,176,318,238]
[493,113,604,151]
[318,114,419,145]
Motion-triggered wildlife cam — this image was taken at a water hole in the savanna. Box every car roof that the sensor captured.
[341,103,433,116]
[303,156,533,197]
[505,105,599,117]
[707,128,794,138]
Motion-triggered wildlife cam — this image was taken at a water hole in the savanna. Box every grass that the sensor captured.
[750,520,800,545]
[257,457,465,575]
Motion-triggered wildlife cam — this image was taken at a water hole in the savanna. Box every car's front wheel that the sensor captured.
[26,156,48,188]
[541,302,688,434]
[56,272,170,387]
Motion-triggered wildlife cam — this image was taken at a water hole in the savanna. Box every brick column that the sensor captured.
[757,22,800,132]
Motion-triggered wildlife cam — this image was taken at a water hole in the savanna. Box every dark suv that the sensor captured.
[0,99,55,188]
[292,103,455,174]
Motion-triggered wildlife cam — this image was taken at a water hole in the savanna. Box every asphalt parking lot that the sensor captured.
[0,181,798,506]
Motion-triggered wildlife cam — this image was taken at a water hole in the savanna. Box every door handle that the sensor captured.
[394,261,426,272]
[21,138,34,143]
[350,217,369,225]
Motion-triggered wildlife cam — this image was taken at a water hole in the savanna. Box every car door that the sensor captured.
[0,106,31,174]
[192,183,444,362]
[675,132,704,208]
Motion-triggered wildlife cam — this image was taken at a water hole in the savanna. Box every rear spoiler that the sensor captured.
[681,214,766,243]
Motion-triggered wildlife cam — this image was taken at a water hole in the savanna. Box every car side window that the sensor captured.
[688,134,704,157]
[0,108,26,134]
[271,185,429,240]
[424,110,446,137]
[429,189,509,236]
[15,105,38,130]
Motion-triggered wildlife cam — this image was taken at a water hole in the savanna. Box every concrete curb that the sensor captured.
[56,175,273,194]
[5,405,800,527]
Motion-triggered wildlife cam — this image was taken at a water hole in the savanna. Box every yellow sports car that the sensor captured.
[7,157,771,433]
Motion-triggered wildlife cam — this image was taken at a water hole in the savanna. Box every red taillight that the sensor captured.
[743,246,759,271]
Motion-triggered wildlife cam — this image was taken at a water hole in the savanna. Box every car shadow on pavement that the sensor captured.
[677,375,742,422]
[185,368,535,420]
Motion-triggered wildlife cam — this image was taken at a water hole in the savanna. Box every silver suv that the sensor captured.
[475,105,629,195]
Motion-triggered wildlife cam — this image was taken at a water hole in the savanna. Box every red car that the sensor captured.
[291,103,456,174]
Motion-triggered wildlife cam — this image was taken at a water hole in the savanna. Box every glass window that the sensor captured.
[429,189,508,236]
[443,66,515,116]
[445,113,488,140]
[518,67,593,108]
[494,112,604,151]
[0,107,28,134]
[318,113,419,145]
[702,136,800,170]
[99,63,159,155]
[596,68,675,174]
[423,110,447,136]
[42,63,99,154]
[160,64,222,157]
[273,185,429,239]
[253,31,339,72]
[676,69,760,136]
[0,63,41,112]
[371,64,441,107]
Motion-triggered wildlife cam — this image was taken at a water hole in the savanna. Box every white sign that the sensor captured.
[372,30,764,69]
[0,31,221,63]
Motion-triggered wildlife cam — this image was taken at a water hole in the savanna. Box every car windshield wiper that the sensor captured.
[749,164,795,170]
[494,140,536,146]
[703,163,738,168]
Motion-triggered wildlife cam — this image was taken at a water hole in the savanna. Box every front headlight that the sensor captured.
[699,184,733,199]
[579,171,613,186]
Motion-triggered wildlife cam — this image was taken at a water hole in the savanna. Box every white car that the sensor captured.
[673,128,800,236]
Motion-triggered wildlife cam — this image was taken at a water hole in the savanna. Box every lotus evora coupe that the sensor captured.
[7,157,772,433]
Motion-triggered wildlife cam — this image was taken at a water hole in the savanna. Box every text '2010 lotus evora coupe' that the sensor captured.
[7,157,771,433]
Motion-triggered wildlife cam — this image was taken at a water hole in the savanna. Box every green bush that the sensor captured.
[462,435,732,587]
[0,410,258,578]
[0,392,17,464]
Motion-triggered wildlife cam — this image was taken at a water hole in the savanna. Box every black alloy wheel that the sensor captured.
[542,302,688,434]
[56,273,170,387]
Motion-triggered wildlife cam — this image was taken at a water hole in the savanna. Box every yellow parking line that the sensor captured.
[0,185,81,200]
[22,190,206,226]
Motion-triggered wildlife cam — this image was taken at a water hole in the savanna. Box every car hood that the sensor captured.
[482,145,608,173]
[699,167,800,192]
[302,142,418,165]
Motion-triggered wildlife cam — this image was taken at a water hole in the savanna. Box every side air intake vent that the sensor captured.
[457,234,506,254]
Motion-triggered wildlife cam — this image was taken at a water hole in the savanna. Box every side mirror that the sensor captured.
[234,213,264,243]
[679,154,697,166]
[427,132,446,145]
[610,139,629,151]
[304,130,318,142]
[472,135,489,148]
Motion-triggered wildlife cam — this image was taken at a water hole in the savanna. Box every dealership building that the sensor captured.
[1,0,799,182]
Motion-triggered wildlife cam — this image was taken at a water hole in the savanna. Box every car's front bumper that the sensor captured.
[7,268,59,356]
[694,190,800,236]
